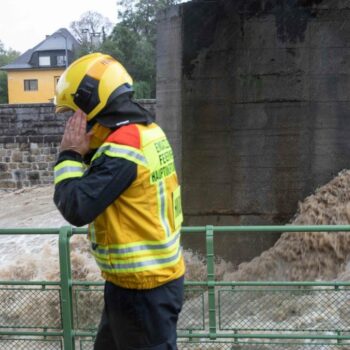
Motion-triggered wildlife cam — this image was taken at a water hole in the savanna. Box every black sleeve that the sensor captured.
[53,150,137,227]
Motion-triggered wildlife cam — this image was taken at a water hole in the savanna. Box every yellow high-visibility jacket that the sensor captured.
[54,122,185,289]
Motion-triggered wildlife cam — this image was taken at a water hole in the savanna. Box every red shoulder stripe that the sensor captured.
[106,124,141,149]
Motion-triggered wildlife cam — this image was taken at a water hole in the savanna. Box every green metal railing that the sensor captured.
[1,225,350,349]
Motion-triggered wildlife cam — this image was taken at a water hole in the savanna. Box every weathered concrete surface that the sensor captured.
[156,0,350,263]
[156,5,183,179]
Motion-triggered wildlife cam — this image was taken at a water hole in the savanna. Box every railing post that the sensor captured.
[206,225,217,339]
[59,226,75,350]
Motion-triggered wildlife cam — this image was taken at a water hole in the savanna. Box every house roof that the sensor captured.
[1,28,80,71]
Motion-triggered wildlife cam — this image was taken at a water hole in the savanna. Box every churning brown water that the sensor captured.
[2,170,350,282]
[224,169,350,282]
[2,171,350,349]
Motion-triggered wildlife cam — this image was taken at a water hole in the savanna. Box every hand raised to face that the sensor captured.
[59,109,93,156]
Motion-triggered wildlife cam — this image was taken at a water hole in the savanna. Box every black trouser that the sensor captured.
[94,276,184,350]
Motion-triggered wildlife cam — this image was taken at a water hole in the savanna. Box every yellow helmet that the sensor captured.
[54,53,133,121]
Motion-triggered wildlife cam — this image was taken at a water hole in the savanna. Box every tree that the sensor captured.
[100,0,183,98]
[117,0,178,40]
[70,11,113,55]
[0,41,20,104]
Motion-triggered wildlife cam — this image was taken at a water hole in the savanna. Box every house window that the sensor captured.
[54,76,60,88]
[39,55,51,66]
[24,79,38,91]
[57,55,66,66]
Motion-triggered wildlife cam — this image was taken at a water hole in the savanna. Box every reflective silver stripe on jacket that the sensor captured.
[92,143,147,166]
[96,246,182,272]
[54,160,84,185]
[95,231,180,256]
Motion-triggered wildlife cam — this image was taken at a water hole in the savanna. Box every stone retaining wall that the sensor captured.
[0,101,156,189]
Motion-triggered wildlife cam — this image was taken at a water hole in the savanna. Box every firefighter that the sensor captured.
[53,53,185,350]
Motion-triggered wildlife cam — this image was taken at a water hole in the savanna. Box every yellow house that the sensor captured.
[1,28,80,104]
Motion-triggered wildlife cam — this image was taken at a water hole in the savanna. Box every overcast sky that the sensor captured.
[0,0,118,53]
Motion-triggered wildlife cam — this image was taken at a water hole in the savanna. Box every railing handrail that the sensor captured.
[3,224,350,235]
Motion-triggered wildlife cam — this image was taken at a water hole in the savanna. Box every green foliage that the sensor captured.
[99,0,182,98]
[133,81,152,99]
[69,1,183,98]
[0,41,20,104]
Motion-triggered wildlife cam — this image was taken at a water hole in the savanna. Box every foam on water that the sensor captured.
[2,171,350,281]
[2,172,350,348]
[224,169,350,282]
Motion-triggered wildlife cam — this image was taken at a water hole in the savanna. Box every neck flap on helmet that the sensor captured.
[88,91,155,131]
